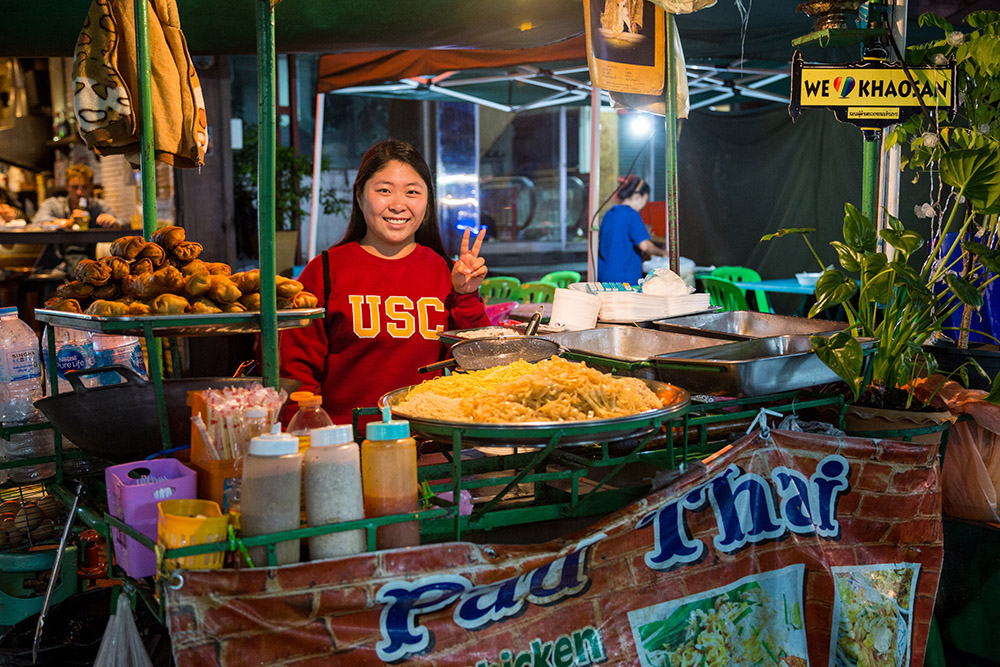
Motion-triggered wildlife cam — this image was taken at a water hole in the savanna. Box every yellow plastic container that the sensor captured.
[157,499,229,571]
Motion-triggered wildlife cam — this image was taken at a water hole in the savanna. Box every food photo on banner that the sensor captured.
[583,0,665,95]
[164,429,942,666]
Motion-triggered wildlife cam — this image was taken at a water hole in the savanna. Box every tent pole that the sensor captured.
[587,85,601,282]
[133,0,156,239]
[256,0,279,389]
[308,92,325,262]
[663,13,680,274]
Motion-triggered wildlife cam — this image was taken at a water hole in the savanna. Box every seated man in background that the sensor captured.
[33,164,120,228]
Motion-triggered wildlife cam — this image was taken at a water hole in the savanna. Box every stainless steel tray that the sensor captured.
[438,325,525,345]
[541,326,726,363]
[654,311,847,341]
[379,378,689,446]
[649,334,874,397]
[33,308,325,336]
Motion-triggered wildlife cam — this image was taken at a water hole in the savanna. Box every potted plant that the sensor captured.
[762,11,1000,434]
[885,10,1000,387]
[233,125,348,273]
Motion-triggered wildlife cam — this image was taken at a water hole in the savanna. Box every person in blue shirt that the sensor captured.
[597,176,667,285]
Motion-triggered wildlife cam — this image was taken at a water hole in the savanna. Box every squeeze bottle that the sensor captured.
[304,425,365,559]
[361,407,419,549]
[239,433,303,566]
[287,391,333,453]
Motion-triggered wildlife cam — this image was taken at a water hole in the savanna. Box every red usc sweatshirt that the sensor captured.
[280,242,490,425]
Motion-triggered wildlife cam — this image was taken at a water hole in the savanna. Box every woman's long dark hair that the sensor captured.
[337,139,450,261]
[615,175,650,202]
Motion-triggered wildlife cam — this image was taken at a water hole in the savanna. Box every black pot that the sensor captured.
[35,366,298,462]
[923,342,1000,391]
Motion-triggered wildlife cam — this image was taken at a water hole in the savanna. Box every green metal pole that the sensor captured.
[861,130,880,222]
[133,0,157,239]
[663,13,680,274]
[256,0,279,389]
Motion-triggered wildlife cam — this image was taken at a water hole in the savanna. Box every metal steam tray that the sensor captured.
[649,334,875,397]
[33,308,325,337]
[654,311,847,341]
[539,326,727,379]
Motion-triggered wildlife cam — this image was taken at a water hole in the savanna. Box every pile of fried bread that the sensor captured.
[43,226,319,316]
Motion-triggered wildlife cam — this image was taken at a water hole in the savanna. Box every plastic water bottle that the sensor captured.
[42,325,97,394]
[91,334,147,385]
[0,306,54,482]
[287,392,334,453]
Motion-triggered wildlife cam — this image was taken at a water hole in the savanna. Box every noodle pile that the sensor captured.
[394,356,662,423]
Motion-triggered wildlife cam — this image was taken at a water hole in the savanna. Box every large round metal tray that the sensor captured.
[378,378,689,446]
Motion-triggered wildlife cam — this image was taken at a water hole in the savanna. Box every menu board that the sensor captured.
[166,429,943,666]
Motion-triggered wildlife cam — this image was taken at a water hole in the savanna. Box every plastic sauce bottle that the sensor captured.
[239,433,303,566]
[287,391,333,453]
[304,425,365,559]
[361,407,419,549]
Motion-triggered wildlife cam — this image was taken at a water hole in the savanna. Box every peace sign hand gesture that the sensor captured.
[451,227,488,294]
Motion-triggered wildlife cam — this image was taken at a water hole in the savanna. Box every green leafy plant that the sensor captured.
[763,11,1000,408]
[234,124,349,232]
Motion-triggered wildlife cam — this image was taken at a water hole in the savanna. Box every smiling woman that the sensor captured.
[280,139,491,426]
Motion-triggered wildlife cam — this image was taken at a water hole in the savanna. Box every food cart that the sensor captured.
[0,2,971,665]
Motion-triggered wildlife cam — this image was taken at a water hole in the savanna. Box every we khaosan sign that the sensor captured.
[789,51,957,129]
[166,430,943,666]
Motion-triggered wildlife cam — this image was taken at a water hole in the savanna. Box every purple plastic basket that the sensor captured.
[105,459,196,578]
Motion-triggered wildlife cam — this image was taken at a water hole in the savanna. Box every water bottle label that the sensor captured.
[56,347,88,379]
[130,345,147,375]
[2,349,40,382]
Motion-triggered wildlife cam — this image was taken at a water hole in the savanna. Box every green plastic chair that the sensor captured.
[479,277,521,304]
[700,276,750,312]
[519,281,556,304]
[711,266,772,313]
[539,270,582,289]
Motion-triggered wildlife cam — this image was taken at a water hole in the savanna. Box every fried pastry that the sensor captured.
[151,225,185,250]
[276,297,293,310]
[180,259,209,276]
[137,242,166,266]
[56,281,94,300]
[100,255,131,281]
[130,258,154,275]
[172,241,203,262]
[121,274,152,299]
[128,301,152,316]
[239,292,261,311]
[184,272,212,297]
[231,270,260,293]
[75,259,112,286]
[146,265,185,295]
[207,276,241,304]
[86,300,130,317]
[189,298,222,314]
[291,291,319,309]
[92,283,121,301]
[205,262,232,276]
[151,294,189,315]
[275,276,304,299]
[110,236,147,260]
[223,302,247,313]
[43,298,82,313]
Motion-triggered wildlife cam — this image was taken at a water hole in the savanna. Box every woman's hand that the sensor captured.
[451,227,488,294]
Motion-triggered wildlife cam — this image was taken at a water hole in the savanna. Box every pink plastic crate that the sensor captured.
[105,459,196,578]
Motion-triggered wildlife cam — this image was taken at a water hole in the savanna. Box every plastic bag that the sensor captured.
[92,593,154,667]
[941,421,1000,522]
[777,414,846,436]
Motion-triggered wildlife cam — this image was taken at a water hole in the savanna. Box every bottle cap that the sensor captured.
[248,433,298,456]
[298,396,323,408]
[289,391,314,403]
[366,405,410,440]
[0,306,16,316]
[245,407,269,419]
[310,424,354,447]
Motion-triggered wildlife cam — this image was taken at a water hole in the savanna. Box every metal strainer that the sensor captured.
[418,336,561,374]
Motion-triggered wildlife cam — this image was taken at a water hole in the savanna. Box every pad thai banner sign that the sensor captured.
[165,430,943,666]
[789,51,957,129]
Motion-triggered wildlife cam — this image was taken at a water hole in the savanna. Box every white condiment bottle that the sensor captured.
[240,433,302,566]
[304,425,365,559]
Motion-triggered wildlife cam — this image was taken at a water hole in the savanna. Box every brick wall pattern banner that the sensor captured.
[165,429,943,666]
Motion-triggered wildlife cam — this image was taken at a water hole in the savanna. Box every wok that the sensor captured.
[35,366,299,462]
